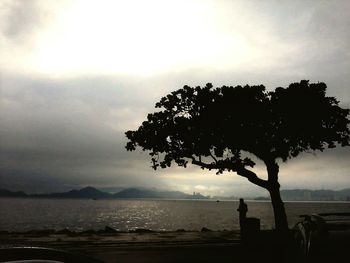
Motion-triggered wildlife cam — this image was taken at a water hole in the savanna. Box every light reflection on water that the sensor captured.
[0,198,349,232]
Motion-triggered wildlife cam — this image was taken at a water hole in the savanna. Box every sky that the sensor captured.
[0,0,349,196]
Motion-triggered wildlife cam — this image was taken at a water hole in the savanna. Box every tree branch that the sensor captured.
[190,156,216,170]
[236,167,269,189]
[189,155,269,189]
[209,150,218,163]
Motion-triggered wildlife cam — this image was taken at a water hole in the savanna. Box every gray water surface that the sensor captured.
[1,198,349,232]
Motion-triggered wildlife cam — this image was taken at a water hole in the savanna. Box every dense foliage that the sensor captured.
[126,80,349,175]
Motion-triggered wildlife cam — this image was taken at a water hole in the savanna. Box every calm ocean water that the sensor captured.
[0,198,349,232]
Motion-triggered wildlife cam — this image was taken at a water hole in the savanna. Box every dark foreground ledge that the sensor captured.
[1,229,348,263]
[1,229,243,263]
[0,228,242,247]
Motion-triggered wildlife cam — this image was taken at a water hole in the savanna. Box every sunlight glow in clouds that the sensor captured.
[29,0,255,75]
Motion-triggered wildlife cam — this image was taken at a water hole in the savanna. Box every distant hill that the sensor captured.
[0,188,28,198]
[113,188,208,199]
[0,187,209,200]
[31,186,112,199]
[280,188,350,201]
[252,189,350,201]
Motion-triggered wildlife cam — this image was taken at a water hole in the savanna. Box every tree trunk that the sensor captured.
[266,160,289,233]
[269,186,289,232]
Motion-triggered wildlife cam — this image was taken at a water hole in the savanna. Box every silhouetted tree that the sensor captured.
[125,80,350,232]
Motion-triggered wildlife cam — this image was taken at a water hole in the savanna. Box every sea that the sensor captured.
[0,198,349,232]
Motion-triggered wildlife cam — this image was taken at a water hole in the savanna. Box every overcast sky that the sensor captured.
[1,0,349,196]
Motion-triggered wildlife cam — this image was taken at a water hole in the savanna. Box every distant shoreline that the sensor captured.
[1,196,350,203]
[1,186,350,201]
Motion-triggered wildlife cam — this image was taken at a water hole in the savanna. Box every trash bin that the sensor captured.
[245,217,260,237]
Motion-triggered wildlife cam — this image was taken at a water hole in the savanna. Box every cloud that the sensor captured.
[1,69,350,195]
[0,75,147,191]
[1,0,348,78]
[0,0,42,39]
[0,1,349,195]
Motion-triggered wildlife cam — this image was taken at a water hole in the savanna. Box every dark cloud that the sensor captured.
[0,74,156,192]
[1,73,349,194]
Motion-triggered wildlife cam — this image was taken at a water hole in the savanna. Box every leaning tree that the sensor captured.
[125,80,349,232]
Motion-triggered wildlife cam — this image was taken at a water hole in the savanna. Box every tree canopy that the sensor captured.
[126,80,349,232]
[126,80,349,175]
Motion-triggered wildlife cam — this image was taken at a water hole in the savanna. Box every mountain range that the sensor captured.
[0,187,349,201]
[0,186,209,200]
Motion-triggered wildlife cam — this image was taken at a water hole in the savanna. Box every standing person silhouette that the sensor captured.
[237,198,248,238]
